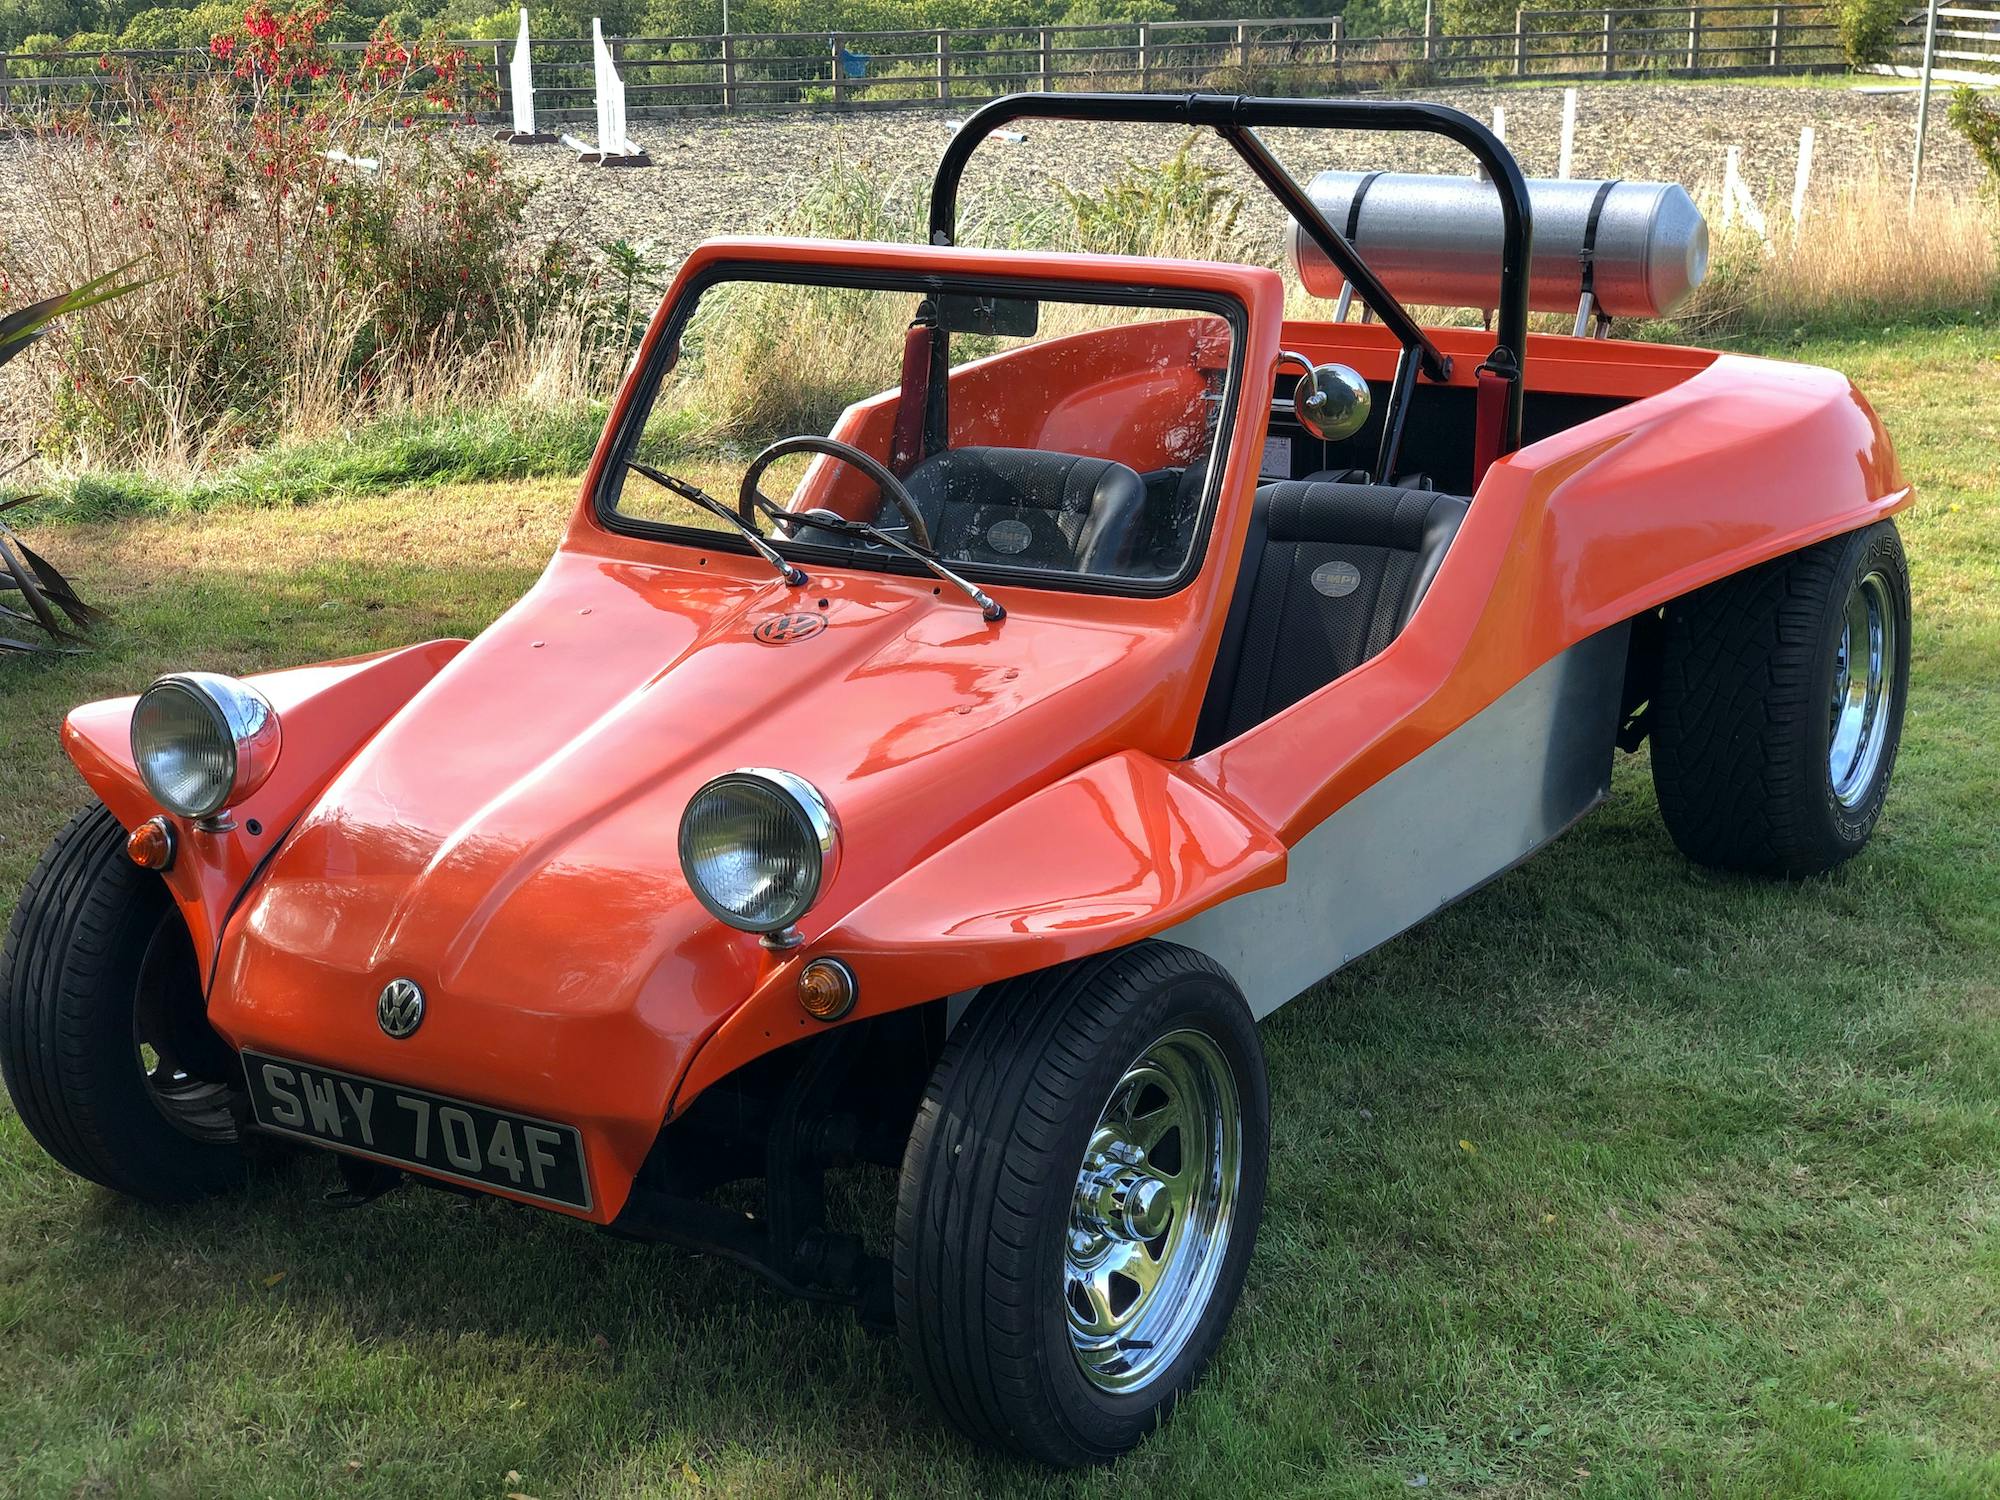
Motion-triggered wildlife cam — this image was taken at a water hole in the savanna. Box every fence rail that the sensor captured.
[0,4,1848,123]
[1870,1,2000,83]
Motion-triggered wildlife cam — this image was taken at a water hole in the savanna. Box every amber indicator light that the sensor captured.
[126,816,176,872]
[797,957,857,1022]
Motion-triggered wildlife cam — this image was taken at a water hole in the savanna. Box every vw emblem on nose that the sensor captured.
[377,977,425,1039]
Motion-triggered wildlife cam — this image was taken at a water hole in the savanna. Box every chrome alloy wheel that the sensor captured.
[1063,1028,1242,1394]
[1829,569,1898,809]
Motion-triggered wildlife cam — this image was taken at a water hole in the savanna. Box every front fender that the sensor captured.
[62,639,467,985]
[668,750,1286,1110]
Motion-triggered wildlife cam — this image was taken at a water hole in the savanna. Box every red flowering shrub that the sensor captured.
[3,6,589,467]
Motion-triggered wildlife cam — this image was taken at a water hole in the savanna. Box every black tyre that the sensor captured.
[1,803,246,1203]
[1652,520,1911,877]
[893,942,1268,1467]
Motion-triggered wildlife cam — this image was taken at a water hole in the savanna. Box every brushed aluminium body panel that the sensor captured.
[1162,624,1630,1018]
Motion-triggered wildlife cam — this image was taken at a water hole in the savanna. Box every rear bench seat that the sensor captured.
[1192,480,1469,753]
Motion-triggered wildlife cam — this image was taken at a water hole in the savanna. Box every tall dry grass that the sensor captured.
[0,51,619,487]
[1672,177,1999,334]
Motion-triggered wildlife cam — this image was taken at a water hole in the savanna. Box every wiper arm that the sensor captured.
[778,509,1004,622]
[626,459,807,588]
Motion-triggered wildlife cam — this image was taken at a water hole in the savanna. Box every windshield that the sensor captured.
[600,270,1241,591]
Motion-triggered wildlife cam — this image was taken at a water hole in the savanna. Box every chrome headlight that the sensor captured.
[130,672,282,823]
[678,768,838,937]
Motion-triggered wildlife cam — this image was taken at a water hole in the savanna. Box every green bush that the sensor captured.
[0,0,85,53]
[1832,0,1902,66]
[117,6,185,46]
[1055,138,1246,259]
[4,6,597,467]
[1948,84,2000,190]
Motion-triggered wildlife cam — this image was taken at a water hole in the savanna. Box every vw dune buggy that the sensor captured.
[2,94,1911,1465]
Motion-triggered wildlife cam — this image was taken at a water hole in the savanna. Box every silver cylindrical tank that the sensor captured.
[1286,171,1709,319]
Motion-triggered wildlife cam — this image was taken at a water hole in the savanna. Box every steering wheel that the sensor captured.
[738,436,933,553]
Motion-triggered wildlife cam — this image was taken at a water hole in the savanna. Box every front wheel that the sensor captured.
[1,803,247,1203]
[893,943,1269,1466]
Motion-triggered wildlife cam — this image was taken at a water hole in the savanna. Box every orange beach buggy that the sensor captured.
[3,95,1911,1465]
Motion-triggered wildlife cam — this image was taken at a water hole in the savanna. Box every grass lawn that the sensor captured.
[1,323,1996,1498]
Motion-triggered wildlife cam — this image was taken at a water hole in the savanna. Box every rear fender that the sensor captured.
[668,750,1285,1110]
[62,639,467,985]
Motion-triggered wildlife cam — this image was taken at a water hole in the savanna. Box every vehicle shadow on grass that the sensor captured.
[7,760,1981,1497]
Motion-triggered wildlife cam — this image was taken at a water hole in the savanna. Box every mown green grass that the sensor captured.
[8,402,610,525]
[1,324,1996,1498]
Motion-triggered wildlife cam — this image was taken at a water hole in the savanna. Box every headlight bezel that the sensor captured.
[130,671,282,825]
[677,767,839,940]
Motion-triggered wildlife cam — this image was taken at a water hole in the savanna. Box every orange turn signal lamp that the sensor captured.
[798,957,857,1022]
[126,815,176,872]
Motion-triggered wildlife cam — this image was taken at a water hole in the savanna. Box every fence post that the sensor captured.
[721,31,735,110]
[1039,26,1052,90]
[1514,8,1527,75]
[0,57,9,115]
[1139,22,1152,87]
[1422,0,1438,62]
[1768,3,1783,66]
[936,30,949,101]
[1332,16,1344,85]
[1597,8,1611,72]
[1686,5,1699,69]
[1236,21,1251,70]
[830,32,845,107]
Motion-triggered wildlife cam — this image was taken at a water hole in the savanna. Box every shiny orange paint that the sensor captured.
[55,234,1911,1224]
[65,640,467,987]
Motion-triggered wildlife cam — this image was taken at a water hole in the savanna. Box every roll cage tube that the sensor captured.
[929,92,1535,461]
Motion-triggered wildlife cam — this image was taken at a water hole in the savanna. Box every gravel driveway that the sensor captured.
[492,81,1983,267]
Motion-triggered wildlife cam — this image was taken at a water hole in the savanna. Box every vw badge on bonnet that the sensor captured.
[377,977,425,1039]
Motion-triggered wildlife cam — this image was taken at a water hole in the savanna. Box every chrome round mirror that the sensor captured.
[1292,362,1372,441]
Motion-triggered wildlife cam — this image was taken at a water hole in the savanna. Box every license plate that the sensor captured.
[242,1052,592,1211]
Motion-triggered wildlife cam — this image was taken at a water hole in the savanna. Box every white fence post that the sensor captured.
[1912,0,1941,206]
[509,8,535,137]
[592,17,630,156]
[1791,125,1814,224]
[1558,86,1577,178]
[1723,144,1771,244]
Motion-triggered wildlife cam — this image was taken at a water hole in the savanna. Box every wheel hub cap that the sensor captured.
[1828,568,1897,809]
[1062,1029,1242,1394]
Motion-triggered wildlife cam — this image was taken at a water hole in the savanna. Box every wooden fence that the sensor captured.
[1878,2,2000,84]
[0,4,1855,123]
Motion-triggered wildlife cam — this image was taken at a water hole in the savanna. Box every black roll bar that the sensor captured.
[929,92,1535,457]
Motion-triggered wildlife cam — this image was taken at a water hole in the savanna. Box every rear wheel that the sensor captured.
[1651,520,1910,877]
[1,803,247,1203]
[893,943,1268,1466]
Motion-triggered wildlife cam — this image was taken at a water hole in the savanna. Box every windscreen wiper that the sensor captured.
[776,508,1004,622]
[625,459,807,588]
